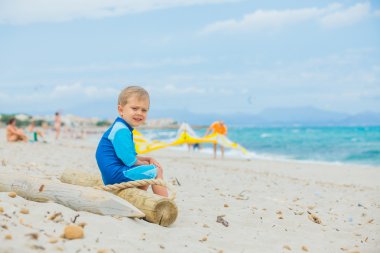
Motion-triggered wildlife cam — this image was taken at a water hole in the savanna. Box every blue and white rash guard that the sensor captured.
[95,117,138,185]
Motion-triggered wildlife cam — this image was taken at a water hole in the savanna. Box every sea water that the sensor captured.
[140,126,380,166]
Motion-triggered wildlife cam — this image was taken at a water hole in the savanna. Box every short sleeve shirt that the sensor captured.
[209,122,227,135]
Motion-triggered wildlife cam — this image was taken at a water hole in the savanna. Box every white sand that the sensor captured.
[0,129,379,253]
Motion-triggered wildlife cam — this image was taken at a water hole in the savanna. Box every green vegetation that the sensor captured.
[96,120,112,127]
[0,114,47,127]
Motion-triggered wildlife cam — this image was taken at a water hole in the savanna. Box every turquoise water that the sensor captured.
[141,126,380,166]
[227,126,380,166]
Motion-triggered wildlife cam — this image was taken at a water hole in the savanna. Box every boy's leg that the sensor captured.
[138,185,149,191]
[152,166,168,197]
[123,165,152,191]
[123,165,157,181]
[123,165,168,197]
[213,143,217,158]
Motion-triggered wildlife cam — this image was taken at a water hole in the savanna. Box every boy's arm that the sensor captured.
[134,158,149,165]
[111,128,137,167]
[136,155,162,169]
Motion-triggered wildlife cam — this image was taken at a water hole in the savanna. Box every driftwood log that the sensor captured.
[60,169,178,226]
[0,172,144,218]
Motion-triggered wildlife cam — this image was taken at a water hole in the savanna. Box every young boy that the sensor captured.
[96,86,168,197]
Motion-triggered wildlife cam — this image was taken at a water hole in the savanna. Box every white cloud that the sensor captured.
[145,83,238,97]
[1,50,379,115]
[319,3,370,28]
[201,2,372,34]
[49,56,205,73]
[150,84,206,95]
[0,83,119,114]
[0,0,236,25]
[51,83,118,99]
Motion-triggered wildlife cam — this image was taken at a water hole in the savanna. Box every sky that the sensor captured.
[0,0,379,119]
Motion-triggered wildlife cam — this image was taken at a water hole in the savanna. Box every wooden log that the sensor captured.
[60,169,103,187]
[0,172,145,218]
[60,169,178,226]
[117,187,178,227]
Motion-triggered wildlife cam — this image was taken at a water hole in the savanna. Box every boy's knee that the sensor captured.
[156,166,163,177]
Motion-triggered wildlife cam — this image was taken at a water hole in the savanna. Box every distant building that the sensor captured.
[144,118,178,128]
[15,114,29,121]
[62,114,100,127]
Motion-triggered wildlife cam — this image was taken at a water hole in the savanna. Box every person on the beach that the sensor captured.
[54,112,61,140]
[96,86,168,197]
[193,143,201,151]
[26,120,46,142]
[205,120,227,159]
[6,118,28,142]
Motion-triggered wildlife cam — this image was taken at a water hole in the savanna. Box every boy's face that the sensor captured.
[118,95,149,127]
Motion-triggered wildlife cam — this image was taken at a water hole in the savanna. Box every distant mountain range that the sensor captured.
[149,107,380,126]
[2,106,380,127]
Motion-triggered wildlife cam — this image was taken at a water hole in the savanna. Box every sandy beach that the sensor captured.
[0,130,379,253]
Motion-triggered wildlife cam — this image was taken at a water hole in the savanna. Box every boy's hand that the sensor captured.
[136,156,162,168]
[147,157,162,169]
[135,160,149,166]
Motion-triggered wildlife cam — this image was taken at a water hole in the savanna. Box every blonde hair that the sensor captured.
[118,86,150,106]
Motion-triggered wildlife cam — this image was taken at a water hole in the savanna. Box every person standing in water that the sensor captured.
[205,120,228,159]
